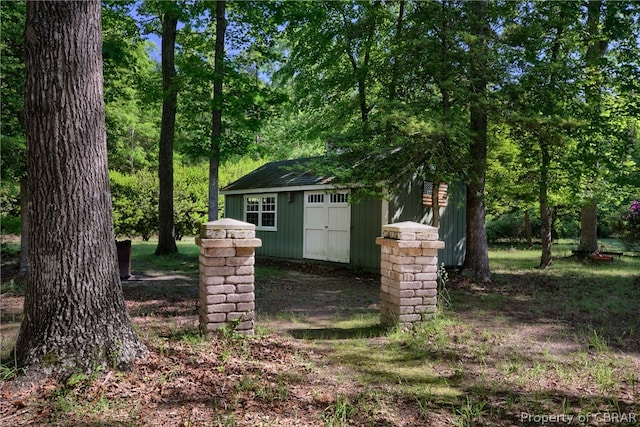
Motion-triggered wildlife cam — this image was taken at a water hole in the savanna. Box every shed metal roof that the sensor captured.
[221,157,337,195]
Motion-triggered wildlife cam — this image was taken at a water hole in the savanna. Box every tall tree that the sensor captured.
[16,0,145,373]
[502,1,582,268]
[209,0,226,221]
[575,0,639,253]
[577,0,607,253]
[462,0,491,281]
[156,2,179,254]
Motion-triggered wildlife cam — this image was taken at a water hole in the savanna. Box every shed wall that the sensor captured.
[224,181,466,269]
[224,192,304,259]
[388,180,466,267]
[350,198,383,272]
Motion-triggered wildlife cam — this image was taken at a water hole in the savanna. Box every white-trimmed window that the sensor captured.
[330,192,349,204]
[307,193,324,204]
[244,195,277,230]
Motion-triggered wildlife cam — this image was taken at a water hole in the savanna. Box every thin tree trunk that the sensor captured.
[524,209,533,249]
[16,0,144,374]
[462,0,490,282]
[155,6,178,255]
[537,4,566,268]
[388,0,405,102]
[18,178,29,279]
[208,0,226,221]
[539,141,553,268]
[432,181,441,228]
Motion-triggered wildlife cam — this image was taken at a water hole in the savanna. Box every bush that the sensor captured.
[110,169,158,240]
[611,198,640,254]
[174,164,208,240]
[486,212,524,243]
[0,181,21,235]
[553,218,579,240]
[110,164,210,241]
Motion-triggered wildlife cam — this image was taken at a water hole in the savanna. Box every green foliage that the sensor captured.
[486,213,526,243]
[110,169,158,240]
[173,165,208,240]
[0,180,21,235]
[172,1,287,163]
[611,197,640,254]
[102,1,161,172]
[1,2,27,200]
[486,211,584,243]
[108,158,264,240]
[0,1,25,141]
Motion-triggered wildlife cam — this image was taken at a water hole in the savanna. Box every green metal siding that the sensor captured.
[224,192,304,259]
[224,181,465,269]
[224,195,244,220]
[389,180,466,267]
[350,198,383,272]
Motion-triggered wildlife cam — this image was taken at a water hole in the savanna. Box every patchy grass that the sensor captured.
[129,237,200,277]
[1,238,639,426]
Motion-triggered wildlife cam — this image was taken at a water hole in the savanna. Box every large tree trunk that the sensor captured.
[577,1,607,255]
[462,0,490,282]
[578,201,598,253]
[155,6,178,255]
[208,0,226,221]
[16,0,145,375]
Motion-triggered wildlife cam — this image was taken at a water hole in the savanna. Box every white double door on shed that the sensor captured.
[303,190,351,263]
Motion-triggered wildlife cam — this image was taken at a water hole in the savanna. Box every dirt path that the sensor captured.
[115,261,381,336]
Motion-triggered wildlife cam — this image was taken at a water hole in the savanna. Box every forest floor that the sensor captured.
[1,247,639,426]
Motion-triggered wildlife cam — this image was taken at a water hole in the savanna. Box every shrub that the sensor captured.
[612,198,640,254]
[553,218,579,240]
[174,164,208,240]
[110,169,158,240]
[0,181,21,235]
[486,213,524,243]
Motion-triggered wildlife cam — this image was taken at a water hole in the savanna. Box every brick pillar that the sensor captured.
[196,218,262,335]
[376,221,445,330]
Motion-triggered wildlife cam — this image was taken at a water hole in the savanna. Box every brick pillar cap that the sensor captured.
[203,218,255,230]
[382,221,437,233]
[201,218,255,237]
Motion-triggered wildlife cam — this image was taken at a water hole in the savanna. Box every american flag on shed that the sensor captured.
[423,182,448,207]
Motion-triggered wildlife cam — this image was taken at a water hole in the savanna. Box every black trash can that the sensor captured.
[116,240,131,280]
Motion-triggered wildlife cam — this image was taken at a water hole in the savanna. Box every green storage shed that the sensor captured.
[221,158,466,272]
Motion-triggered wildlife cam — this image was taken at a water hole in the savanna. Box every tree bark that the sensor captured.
[537,4,568,268]
[16,0,145,374]
[431,181,441,228]
[18,178,29,279]
[524,209,533,249]
[577,0,607,254]
[388,0,405,102]
[462,0,491,282]
[578,201,598,253]
[539,140,553,268]
[155,5,178,255]
[209,0,226,221]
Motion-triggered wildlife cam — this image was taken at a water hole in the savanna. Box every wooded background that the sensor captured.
[2,0,639,264]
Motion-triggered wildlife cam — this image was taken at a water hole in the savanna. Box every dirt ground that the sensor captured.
[2,257,639,426]
[113,259,382,333]
[0,260,406,426]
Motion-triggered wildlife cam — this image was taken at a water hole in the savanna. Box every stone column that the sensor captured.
[196,218,262,335]
[376,221,445,330]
